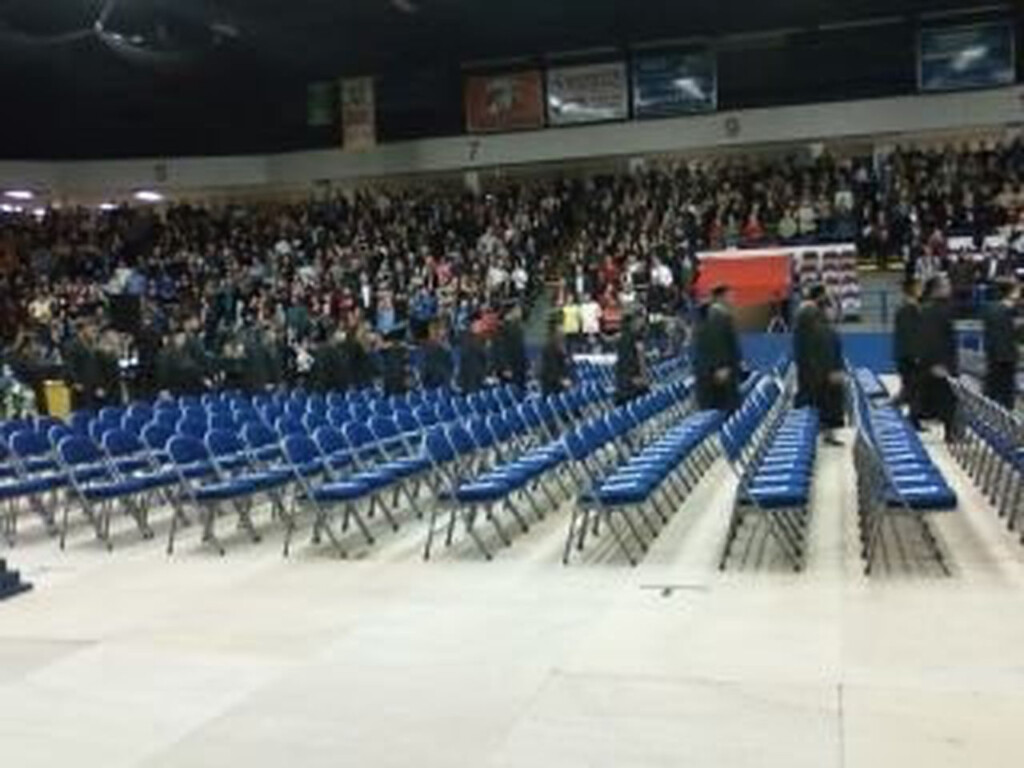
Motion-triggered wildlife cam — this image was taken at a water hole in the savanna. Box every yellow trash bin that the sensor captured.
[42,380,71,419]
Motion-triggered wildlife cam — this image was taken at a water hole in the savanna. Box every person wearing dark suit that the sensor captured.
[794,285,845,445]
[982,278,1020,410]
[457,325,488,394]
[892,277,925,429]
[420,321,454,390]
[495,304,528,390]
[694,285,742,412]
[341,323,377,392]
[63,322,106,409]
[919,274,959,441]
[793,290,823,411]
[539,315,572,396]
[380,327,410,397]
[615,311,649,405]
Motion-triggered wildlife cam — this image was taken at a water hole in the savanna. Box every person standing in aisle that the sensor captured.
[982,278,1020,410]
[793,286,824,411]
[694,285,742,412]
[380,326,410,397]
[918,274,959,442]
[615,310,649,405]
[794,285,844,445]
[539,314,573,396]
[457,322,488,394]
[495,303,528,390]
[893,277,925,429]
[420,320,454,390]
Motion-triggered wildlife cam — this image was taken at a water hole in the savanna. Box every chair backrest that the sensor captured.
[57,435,102,467]
[103,428,145,458]
[343,421,378,454]
[142,424,175,452]
[48,424,75,448]
[414,405,439,428]
[394,409,419,435]
[68,411,93,436]
[242,421,278,451]
[468,417,496,449]
[209,413,238,432]
[206,429,246,459]
[563,429,590,461]
[168,435,209,465]
[177,418,209,440]
[424,426,456,464]
[369,415,400,443]
[10,429,51,459]
[276,415,307,437]
[445,423,476,456]
[313,425,348,457]
[488,413,516,443]
[282,433,320,466]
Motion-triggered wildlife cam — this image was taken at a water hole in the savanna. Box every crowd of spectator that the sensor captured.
[1,139,1023,412]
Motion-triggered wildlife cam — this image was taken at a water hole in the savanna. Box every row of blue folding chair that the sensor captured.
[850,375,955,576]
[564,382,718,565]
[949,380,1023,538]
[413,381,631,560]
[720,375,819,572]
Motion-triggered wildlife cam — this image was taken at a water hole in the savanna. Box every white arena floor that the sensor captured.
[2,429,1024,767]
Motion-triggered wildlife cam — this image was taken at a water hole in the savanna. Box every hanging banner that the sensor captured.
[341,77,377,150]
[633,50,717,118]
[919,22,1016,93]
[546,61,629,125]
[465,70,544,133]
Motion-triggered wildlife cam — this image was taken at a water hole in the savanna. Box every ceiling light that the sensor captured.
[4,190,34,200]
[99,202,119,211]
[31,207,46,218]
[133,190,164,203]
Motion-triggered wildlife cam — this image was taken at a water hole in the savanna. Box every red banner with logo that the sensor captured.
[465,71,544,133]
[695,252,791,307]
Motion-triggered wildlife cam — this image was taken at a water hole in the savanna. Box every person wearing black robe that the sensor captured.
[63,322,105,410]
[815,297,846,440]
[793,285,844,444]
[380,327,410,397]
[457,326,488,394]
[539,316,572,396]
[133,320,162,400]
[420,321,454,390]
[892,277,925,429]
[918,274,959,441]
[156,332,205,396]
[694,285,742,412]
[310,330,347,392]
[982,278,1020,410]
[341,324,377,391]
[495,304,528,390]
[615,311,649,405]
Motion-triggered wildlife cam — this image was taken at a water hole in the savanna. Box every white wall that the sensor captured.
[2,85,1023,200]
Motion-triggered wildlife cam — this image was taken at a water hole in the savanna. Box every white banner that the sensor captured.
[546,61,628,126]
[341,77,376,151]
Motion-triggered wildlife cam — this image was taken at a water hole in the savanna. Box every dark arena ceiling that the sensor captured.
[0,0,1018,159]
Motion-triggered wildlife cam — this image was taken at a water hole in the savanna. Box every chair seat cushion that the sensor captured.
[310,480,372,503]
[81,477,150,501]
[455,480,512,502]
[194,479,261,502]
[887,485,957,510]
[744,485,808,508]
[0,474,66,499]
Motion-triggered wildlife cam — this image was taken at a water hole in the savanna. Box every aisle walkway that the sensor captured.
[1,433,1023,768]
